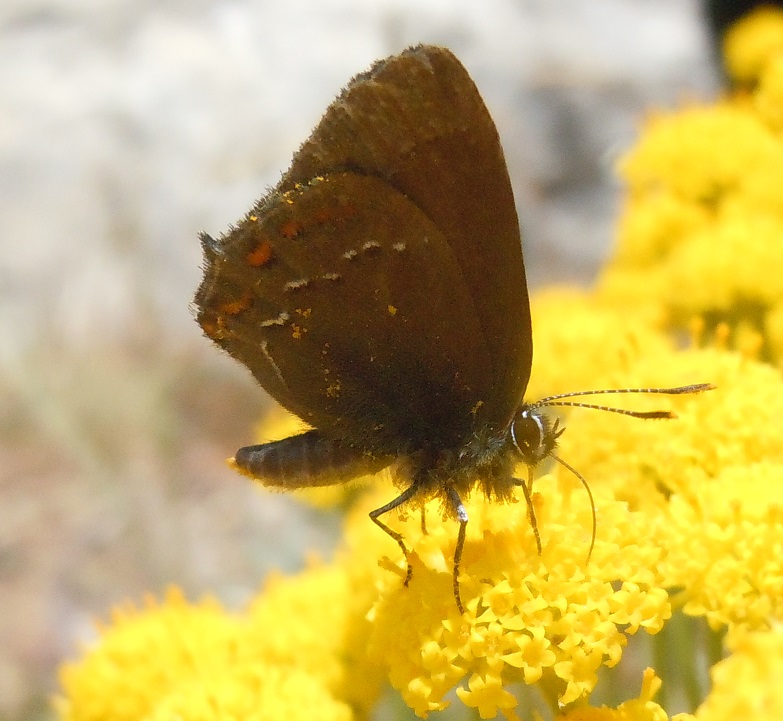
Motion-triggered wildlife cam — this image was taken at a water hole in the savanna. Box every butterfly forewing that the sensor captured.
[196,45,532,453]
[197,171,493,454]
[278,45,533,434]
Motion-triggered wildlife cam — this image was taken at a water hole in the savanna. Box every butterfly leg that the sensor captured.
[513,469,542,554]
[445,486,469,615]
[369,484,421,587]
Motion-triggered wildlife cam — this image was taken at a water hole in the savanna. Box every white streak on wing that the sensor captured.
[261,340,286,386]
[261,311,290,327]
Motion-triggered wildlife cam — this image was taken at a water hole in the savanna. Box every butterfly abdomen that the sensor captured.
[231,429,392,488]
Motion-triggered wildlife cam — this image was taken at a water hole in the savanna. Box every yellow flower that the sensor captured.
[145,666,353,721]
[457,671,519,719]
[555,668,670,721]
[361,471,671,717]
[721,147,783,222]
[604,201,783,340]
[526,289,672,400]
[723,6,783,85]
[242,560,385,716]
[602,13,783,354]
[612,191,711,268]
[664,463,783,631]
[755,54,783,129]
[56,584,365,721]
[661,214,783,325]
[617,105,778,204]
[692,628,783,720]
[558,348,783,509]
[56,588,244,721]
[556,343,783,634]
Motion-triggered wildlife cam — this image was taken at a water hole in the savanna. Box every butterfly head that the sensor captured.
[509,406,564,467]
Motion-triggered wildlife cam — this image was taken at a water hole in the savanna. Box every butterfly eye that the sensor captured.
[510,409,552,465]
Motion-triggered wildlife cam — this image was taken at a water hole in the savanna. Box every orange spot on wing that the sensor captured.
[200,315,228,340]
[281,219,301,238]
[246,240,273,267]
[218,293,253,316]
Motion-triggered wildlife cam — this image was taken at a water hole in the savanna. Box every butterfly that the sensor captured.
[195,45,712,613]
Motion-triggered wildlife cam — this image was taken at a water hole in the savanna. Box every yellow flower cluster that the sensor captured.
[556,346,783,634]
[56,581,383,721]
[349,334,781,716]
[362,474,670,716]
[553,668,669,721]
[664,463,783,631]
[57,589,245,721]
[526,289,674,399]
[691,628,783,720]
[559,347,782,495]
[599,7,783,360]
[723,7,783,85]
[56,7,783,721]
[243,562,385,715]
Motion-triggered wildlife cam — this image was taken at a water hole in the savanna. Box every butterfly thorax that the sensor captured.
[393,407,560,512]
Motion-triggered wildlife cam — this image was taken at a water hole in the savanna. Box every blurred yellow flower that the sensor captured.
[661,214,783,319]
[145,665,353,721]
[55,583,368,721]
[242,560,385,716]
[723,6,783,85]
[755,54,783,129]
[602,46,783,355]
[555,668,669,721]
[617,105,778,204]
[56,588,244,721]
[692,628,783,720]
[527,289,672,399]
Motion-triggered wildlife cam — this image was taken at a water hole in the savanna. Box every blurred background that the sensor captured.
[1,1,725,718]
